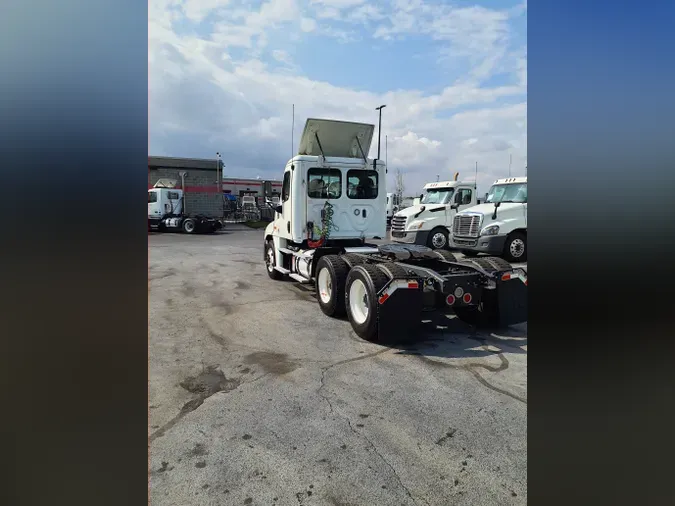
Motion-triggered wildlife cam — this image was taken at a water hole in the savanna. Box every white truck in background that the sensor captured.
[389,179,477,250]
[148,179,223,234]
[386,192,402,225]
[452,177,527,262]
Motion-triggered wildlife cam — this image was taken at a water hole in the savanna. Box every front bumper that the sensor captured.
[390,229,429,246]
[452,234,507,255]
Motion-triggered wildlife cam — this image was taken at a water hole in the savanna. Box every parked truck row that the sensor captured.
[391,176,527,262]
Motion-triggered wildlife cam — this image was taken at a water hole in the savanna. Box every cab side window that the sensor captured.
[456,188,473,205]
[282,171,291,202]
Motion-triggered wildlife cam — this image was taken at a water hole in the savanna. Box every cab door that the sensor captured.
[449,188,474,226]
[277,169,293,239]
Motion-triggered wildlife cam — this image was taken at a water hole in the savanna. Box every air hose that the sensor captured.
[308,200,337,248]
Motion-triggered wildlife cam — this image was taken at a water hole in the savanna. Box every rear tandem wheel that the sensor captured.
[315,255,350,317]
[344,264,390,342]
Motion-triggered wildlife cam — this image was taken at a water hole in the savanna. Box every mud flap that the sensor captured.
[489,278,528,326]
[376,280,424,342]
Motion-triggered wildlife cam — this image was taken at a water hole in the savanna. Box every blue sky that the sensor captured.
[149,0,527,195]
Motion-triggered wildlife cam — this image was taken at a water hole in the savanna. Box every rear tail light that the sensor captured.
[446,295,456,305]
[501,273,511,281]
[463,293,472,304]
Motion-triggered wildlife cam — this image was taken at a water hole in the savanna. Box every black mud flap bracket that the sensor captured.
[376,278,424,342]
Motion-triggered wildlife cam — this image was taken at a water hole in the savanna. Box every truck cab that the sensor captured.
[451,177,527,261]
[265,118,386,259]
[148,184,183,223]
[390,180,477,249]
[386,193,401,224]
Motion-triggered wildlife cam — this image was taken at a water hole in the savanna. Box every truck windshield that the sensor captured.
[421,188,453,205]
[485,183,527,204]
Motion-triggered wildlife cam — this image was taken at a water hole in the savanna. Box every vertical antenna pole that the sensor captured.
[375,104,386,160]
[475,161,478,190]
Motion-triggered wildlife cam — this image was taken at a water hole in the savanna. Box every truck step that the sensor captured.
[289,273,310,283]
[274,266,290,274]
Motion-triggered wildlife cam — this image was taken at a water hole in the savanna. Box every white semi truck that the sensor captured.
[386,193,401,225]
[148,179,222,234]
[452,177,527,261]
[262,118,527,342]
[389,179,478,249]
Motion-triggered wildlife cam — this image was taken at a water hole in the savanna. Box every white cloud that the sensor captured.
[181,0,232,23]
[272,49,293,65]
[300,17,318,32]
[148,0,527,195]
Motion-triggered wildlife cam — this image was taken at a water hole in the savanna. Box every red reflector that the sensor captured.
[378,293,389,305]
[463,293,472,304]
[501,273,511,281]
[524,279,528,286]
[446,295,455,305]
[408,281,419,289]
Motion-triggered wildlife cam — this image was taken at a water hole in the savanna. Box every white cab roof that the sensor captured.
[298,118,375,159]
[423,180,467,190]
[493,177,527,185]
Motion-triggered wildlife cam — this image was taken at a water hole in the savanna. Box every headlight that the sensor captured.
[407,220,425,230]
[481,225,500,236]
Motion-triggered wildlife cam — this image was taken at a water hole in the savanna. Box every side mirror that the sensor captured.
[274,205,282,214]
[450,203,459,210]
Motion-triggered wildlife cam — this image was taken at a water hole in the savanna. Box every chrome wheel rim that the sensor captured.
[510,238,525,258]
[432,232,446,249]
[266,247,274,272]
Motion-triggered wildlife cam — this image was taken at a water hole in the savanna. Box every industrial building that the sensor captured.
[148,156,282,217]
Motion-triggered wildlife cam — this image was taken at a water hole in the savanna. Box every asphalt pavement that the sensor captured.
[149,229,527,506]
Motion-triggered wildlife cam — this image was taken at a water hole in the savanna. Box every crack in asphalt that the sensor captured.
[317,349,429,506]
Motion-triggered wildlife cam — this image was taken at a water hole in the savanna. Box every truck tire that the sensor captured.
[265,240,284,280]
[341,253,368,269]
[345,264,389,342]
[467,258,499,274]
[427,227,449,250]
[482,256,514,272]
[433,250,458,263]
[376,263,410,280]
[315,255,350,317]
[503,232,527,262]
[182,218,196,234]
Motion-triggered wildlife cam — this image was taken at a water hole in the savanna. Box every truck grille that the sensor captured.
[391,215,407,234]
[453,214,481,238]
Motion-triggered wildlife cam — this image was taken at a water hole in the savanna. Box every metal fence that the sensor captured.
[222,198,275,223]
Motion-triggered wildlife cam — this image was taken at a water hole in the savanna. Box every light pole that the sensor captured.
[375,104,386,160]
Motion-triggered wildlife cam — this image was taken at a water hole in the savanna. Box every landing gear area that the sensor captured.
[265,242,527,343]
